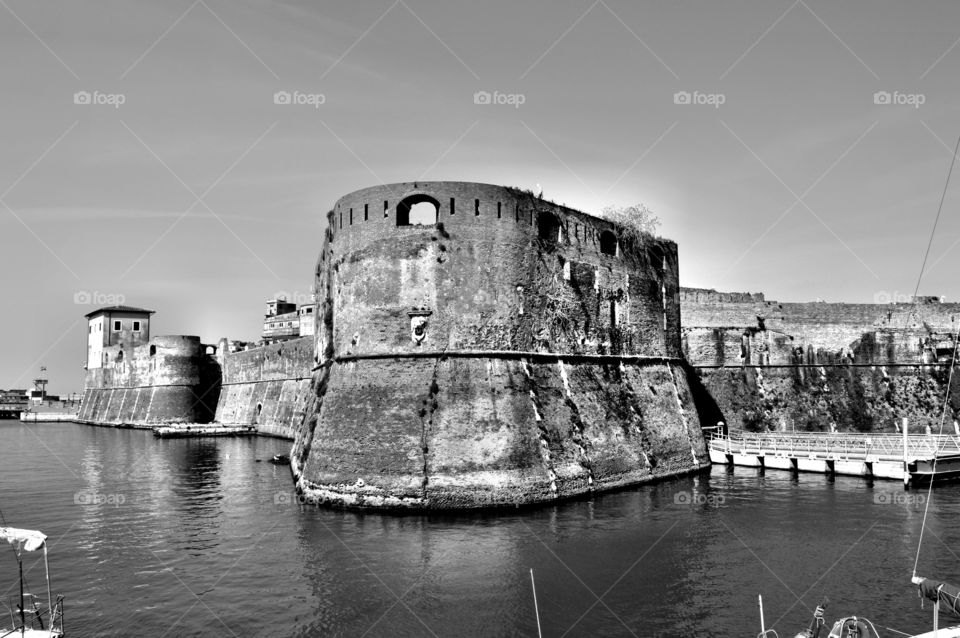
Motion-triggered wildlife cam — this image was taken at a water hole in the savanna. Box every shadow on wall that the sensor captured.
[196,356,222,423]
[681,363,727,434]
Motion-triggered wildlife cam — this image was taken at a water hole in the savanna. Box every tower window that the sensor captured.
[133,321,141,332]
[113,320,122,331]
[396,194,440,226]
[599,230,618,256]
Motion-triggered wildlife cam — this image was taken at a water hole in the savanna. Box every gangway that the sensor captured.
[707,431,960,484]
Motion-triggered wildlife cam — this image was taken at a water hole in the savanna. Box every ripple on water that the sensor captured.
[1,422,958,636]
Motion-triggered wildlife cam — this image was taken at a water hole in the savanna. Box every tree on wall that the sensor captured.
[599,203,661,244]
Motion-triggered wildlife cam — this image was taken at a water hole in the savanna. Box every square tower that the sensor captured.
[85,305,154,369]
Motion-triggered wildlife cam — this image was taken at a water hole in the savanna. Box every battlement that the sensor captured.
[329,182,671,263]
[679,287,960,367]
[316,182,682,366]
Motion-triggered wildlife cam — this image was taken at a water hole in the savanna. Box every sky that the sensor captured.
[2,0,960,394]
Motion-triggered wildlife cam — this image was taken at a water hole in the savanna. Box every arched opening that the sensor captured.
[396,194,440,226]
[149,345,157,357]
[254,402,262,425]
[599,230,618,256]
[537,212,562,242]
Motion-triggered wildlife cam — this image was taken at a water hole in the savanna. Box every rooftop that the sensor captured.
[84,305,156,318]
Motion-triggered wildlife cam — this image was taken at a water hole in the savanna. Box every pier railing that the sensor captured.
[708,431,960,461]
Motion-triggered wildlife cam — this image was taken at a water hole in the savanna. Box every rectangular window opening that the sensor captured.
[364,204,369,221]
[349,208,353,225]
[113,320,121,331]
[133,321,141,332]
[384,200,389,218]
[339,212,343,229]
[497,202,502,218]
[450,198,456,215]
[474,199,480,216]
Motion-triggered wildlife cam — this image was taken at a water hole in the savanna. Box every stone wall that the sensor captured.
[213,337,313,439]
[78,335,220,426]
[680,288,960,432]
[292,182,709,510]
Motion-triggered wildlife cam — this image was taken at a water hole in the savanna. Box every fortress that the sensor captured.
[76,180,960,510]
[291,182,710,509]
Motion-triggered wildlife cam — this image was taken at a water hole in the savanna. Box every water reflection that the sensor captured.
[6,423,960,636]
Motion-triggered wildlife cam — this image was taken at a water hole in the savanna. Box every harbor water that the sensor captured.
[1,420,958,637]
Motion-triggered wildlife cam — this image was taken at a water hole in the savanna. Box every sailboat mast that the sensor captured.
[18,554,25,632]
[903,417,909,489]
[44,544,51,623]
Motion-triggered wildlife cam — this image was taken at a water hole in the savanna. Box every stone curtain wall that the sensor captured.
[78,335,220,426]
[292,182,709,510]
[680,288,960,432]
[213,337,313,439]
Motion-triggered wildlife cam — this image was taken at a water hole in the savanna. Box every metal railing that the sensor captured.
[707,431,960,461]
[3,594,63,637]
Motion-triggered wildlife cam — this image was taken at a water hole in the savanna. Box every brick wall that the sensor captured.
[292,182,707,509]
[213,336,313,439]
[78,335,220,426]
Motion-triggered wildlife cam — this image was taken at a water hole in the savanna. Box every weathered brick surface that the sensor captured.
[292,182,708,510]
[695,365,960,433]
[79,335,219,426]
[680,287,960,433]
[212,337,313,439]
[681,287,959,367]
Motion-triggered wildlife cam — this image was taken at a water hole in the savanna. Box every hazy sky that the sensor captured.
[3,0,960,393]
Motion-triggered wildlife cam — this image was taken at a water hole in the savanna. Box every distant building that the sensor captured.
[85,306,154,369]
[266,298,296,317]
[0,389,28,419]
[298,303,316,337]
[261,297,315,344]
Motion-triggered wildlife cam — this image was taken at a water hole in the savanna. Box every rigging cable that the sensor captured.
[911,132,960,579]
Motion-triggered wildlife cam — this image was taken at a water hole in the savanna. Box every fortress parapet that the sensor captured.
[292,182,709,510]
[78,330,221,427]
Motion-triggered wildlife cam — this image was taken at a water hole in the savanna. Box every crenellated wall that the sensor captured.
[680,288,960,432]
[292,182,709,510]
[213,337,313,439]
[78,335,221,427]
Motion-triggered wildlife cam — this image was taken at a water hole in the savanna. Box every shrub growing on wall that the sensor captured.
[599,203,661,244]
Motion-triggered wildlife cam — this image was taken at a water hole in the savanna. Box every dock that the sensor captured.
[20,412,78,422]
[152,423,257,438]
[708,431,960,484]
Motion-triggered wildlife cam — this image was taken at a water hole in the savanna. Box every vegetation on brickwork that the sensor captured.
[599,203,661,243]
